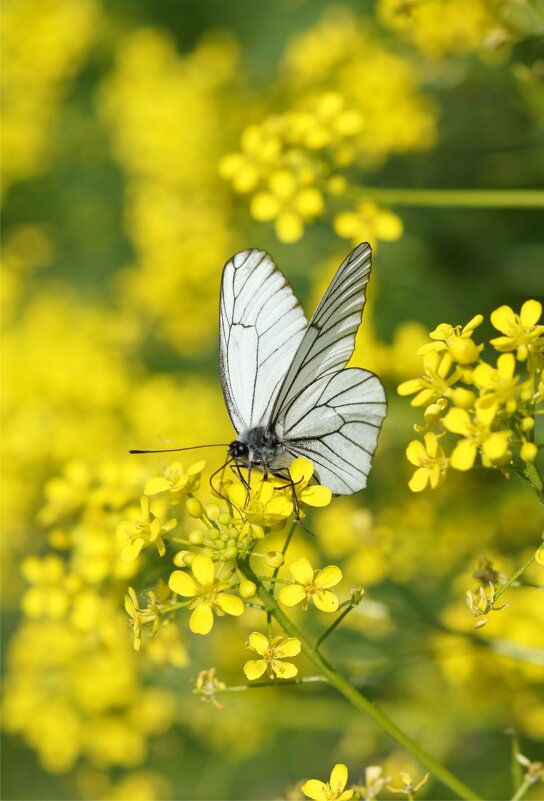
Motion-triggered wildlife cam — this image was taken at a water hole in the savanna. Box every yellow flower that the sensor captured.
[250,169,324,243]
[276,457,333,514]
[116,497,177,563]
[406,433,447,491]
[472,353,521,414]
[418,315,483,365]
[334,199,403,248]
[124,587,164,651]
[144,460,205,503]
[279,557,342,612]
[443,403,511,470]
[397,351,459,407]
[302,763,353,801]
[243,632,301,680]
[228,473,293,529]
[168,554,244,635]
[490,300,544,361]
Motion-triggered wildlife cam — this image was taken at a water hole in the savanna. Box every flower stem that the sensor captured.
[525,460,544,503]
[196,675,328,694]
[511,778,532,801]
[355,186,544,209]
[314,603,355,651]
[494,551,538,604]
[240,558,482,801]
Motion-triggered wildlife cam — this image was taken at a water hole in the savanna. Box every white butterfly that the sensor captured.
[220,243,386,495]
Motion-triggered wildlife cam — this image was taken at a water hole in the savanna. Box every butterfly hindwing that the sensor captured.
[219,249,308,433]
[278,367,386,495]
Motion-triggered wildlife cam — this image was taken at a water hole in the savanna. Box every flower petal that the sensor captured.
[450,440,477,471]
[272,659,298,679]
[120,539,144,563]
[278,584,307,607]
[289,557,314,585]
[215,592,245,617]
[290,457,314,486]
[300,486,332,507]
[406,440,426,466]
[248,631,269,656]
[313,590,339,613]
[168,570,198,597]
[191,554,215,587]
[490,305,515,333]
[189,603,214,635]
[243,659,267,680]
[301,779,328,801]
[408,467,429,492]
[482,432,510,461]
[330,763,349,793]
[144,477,171,496]
[443,407,471,436]
[274,637,301,658]
[316,565,342,589]
[520,299,542,327]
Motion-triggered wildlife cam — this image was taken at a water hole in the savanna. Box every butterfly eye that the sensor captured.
[229,441,248,459]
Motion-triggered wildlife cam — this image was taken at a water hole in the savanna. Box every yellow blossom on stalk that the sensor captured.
[472,353,522,414]
[243,631,301,680]
[250,168,325,243]
[168,554,244,635]
[397,351,459,407]
[302,763,353,801]
[279,557,342,612]
[443,403,511,470]
[388,771,430,797]
[193,667,226,709]
[287,92,364,155]
[116,497,177,563]
[490,300,544,361]
[418,315,484,365]
[406,433,448,492]
[466,582,508,628]
[124,587,165,651]
[228,474,293,528]
[334,199,403,249]
[144,460,205,503]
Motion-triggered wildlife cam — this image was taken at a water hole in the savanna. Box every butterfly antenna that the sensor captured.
[129,443,230,455]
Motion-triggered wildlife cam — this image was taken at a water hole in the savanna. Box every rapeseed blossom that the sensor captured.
[279,557,342,612]
[398,301,543,490]
[243,632,301,680]
[302,763,353,801]
[168,554,245,635]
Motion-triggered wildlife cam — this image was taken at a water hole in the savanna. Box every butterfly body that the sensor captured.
[220,244,386,495]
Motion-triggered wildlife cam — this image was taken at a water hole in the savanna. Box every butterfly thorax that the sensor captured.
[228,427,285,470]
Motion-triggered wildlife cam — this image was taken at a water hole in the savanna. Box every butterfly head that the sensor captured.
[228,440,249,460]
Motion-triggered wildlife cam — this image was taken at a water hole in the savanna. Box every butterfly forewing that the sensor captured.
[219,249,308,433]
[269,243,373,423]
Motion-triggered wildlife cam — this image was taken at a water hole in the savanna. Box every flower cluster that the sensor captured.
[220,8,436,243]
[300,763,429,801]
[399,301,543,491]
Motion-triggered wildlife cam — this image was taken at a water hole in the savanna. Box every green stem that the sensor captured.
[354,186,544,209]
[239,558,482,801]
[267,520,296,627]
[195,675,328,695]
[314,603,355,651]
[525,460,544,502]
[511,778,532,801]
[495,552,537,603]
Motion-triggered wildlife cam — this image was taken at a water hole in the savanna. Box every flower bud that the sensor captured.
[521,442,537,462]
[449,338,480,364]
[173,549,192,567]
[206,504,221,521]
[223,545,238,561]
[185,498,203,518]
[239,580,257,599]
[521,417,535,432]
[266,551,284,568]
[450,387,476,409]
[189,530,204,545]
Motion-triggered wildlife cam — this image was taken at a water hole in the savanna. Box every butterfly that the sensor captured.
[219,243,386,495]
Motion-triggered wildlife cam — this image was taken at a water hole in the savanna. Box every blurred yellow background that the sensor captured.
[1,1,543,799]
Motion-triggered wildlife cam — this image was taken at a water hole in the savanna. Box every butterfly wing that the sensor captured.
[277,368,386,494]
[219,249,308,433]
[270,243,386,494]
